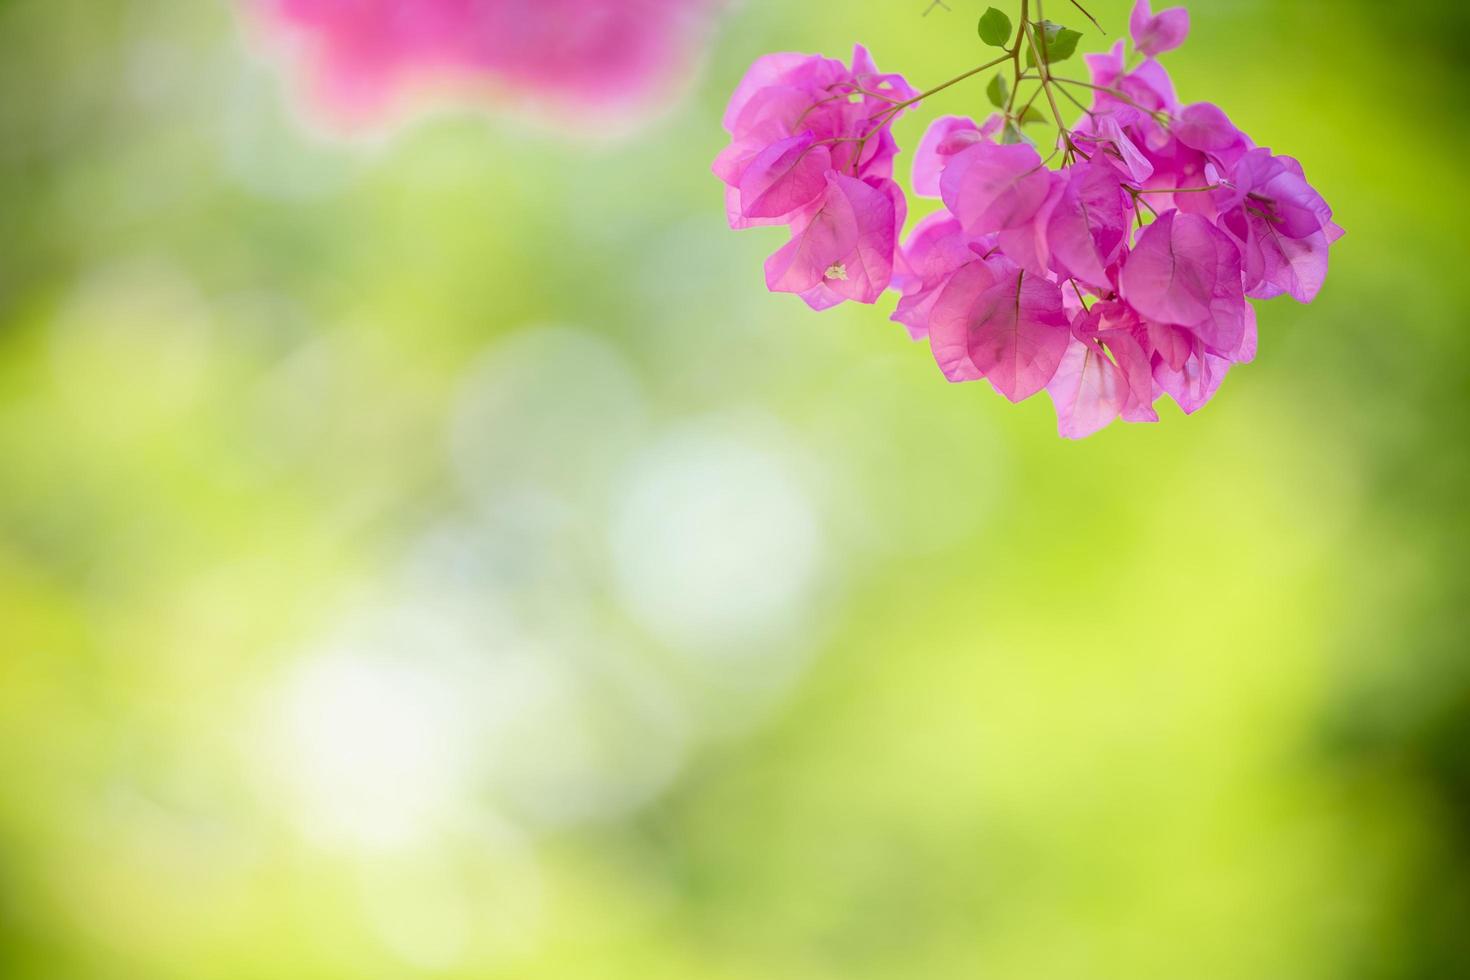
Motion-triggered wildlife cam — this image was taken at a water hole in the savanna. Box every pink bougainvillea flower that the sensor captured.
[1152,335,1229,414]
[1214,149,1341,302]
[1119,210,1246,353]
[1103,326,1160,424]
[764,171,903,309]
[720,46,915,183]
[1047,300,1162,438]
[737,132,833,220]
[1173,102,1250,164]
[911,114,1002,198]
[1129,0,1190,57]
[1215,149,1332,239]
[1048,332,1130,439]
[891,212,983,339]
[718,47,917,309]
[929,259,1070,402]
[1085,40,1126,91]
[714,12,1339,437]
[941,141,1056,237]
[253,0,723,127]
[1074,114,1154,184]
[927,258,1010,382]
[965,270,1071,402]
[1045,159,1130,289]
[1086,44,1178,122]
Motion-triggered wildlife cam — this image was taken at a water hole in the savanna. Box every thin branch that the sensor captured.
[1067,0,1105,34]
[1054,79,1094,119]
[1069,278,1092,312]
[1023,8,1074,160]
[1135,185,1223,194]
[885,52,1015,113]
[1049,77,1170,122]
[1004,0,1030,116]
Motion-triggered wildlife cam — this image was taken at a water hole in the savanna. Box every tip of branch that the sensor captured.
[1068,0,1106,33]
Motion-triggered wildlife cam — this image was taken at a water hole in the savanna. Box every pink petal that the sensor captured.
[912,115,982,199]
[1248,218,1331,304]
[764,177,855,298]
[1085,40,1126,91]
[849,43,919,106]
[1119,211,1245,352]
[928,260,1005,382]
[891,213,975,339]
[722,52,818,132]
[965,270,1070,402]
[1092,115,1154,183]
[1129,0,1190,57]
[1221,149,1330,240]
[1152,344,1227,414]
[1100,328,1160,422]
[1174,102,1244,155]
[1231,302,1258,365]
[764,172,900,307]
[827,177,905,304]
[940,141,1053,236]
[1047,336,1128,438]
[725,83,818,147]
[1122,58,1179,113]
[996,172,1064,275]
[725,185,798,230]
[1046,160,1129,288]
[1147,319,1192,372]
[894,213,972,289]
[738,133,831,219]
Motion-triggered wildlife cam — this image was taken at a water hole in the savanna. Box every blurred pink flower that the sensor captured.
[1129,0,1189,58]
[252,0,723,127]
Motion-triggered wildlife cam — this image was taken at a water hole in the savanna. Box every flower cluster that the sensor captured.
[253,0,721,127]
[713,46,919,309]
[715,0,1341,437]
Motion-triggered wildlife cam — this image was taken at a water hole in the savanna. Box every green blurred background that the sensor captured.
[1,1,1467,977]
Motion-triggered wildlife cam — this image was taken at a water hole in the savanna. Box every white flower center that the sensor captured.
[824,263,848,281]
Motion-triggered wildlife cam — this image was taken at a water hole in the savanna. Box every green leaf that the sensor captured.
[977,7,1012,47]
[986,73,1010,109]
[1019,105,1048,126]
[1001,120,1034,146]
[1024,20,1083,66]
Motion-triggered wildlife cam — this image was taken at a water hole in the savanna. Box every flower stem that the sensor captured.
[842,44,1016,176]
[1025,2,1077,162]
[1135,185,1222,194]
[1070,278,1092,311]
[1005,0,1030,116]
[1049,77,1170,122]
[1067,0,1104,34]
[885,52,1014,114]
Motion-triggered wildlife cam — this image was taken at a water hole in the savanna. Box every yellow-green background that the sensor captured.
[1,1,1466,977]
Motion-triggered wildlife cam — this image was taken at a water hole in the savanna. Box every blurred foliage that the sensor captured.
[1,1,1467,978]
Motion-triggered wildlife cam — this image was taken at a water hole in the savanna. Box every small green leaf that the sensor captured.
[986,73,1009,109]
[978,7,1012,47]
[1001,120,1034,146]
[1019,105,1048,126]
[1025,20,1083,66]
